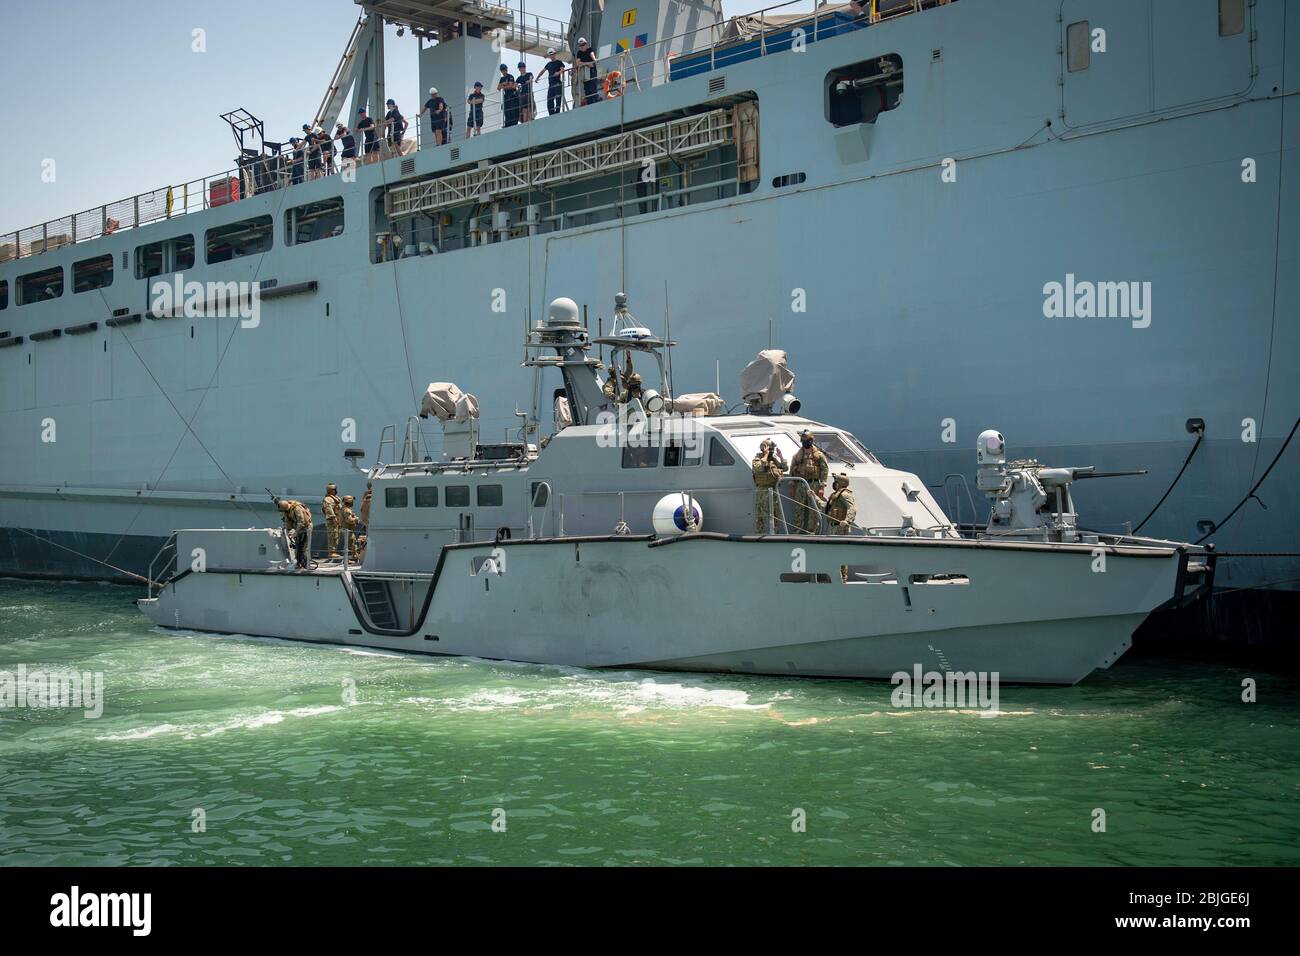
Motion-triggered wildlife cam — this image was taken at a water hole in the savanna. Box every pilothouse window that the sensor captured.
[826,55,903,127]
[385,487,408,508]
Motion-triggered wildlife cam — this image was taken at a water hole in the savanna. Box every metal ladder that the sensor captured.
[355,578,398,630]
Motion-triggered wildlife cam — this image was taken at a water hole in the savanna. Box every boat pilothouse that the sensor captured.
[139,294,1213,685]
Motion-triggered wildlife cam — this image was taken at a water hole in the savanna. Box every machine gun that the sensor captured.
[975,431,1147,542]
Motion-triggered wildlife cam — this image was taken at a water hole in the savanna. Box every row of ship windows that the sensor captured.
[385,484,503,509]
[381,436,739,508]
[0,198,345,310]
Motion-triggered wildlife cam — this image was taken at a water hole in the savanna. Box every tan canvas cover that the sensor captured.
[721,5,850,42]
[740,350,795,405]
[666,392,724,416]
[420,382,480,422]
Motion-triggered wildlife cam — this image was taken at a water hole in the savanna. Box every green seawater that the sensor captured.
[1,579,1297,866]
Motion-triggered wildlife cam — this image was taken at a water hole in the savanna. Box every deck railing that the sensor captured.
[0,0,946,266]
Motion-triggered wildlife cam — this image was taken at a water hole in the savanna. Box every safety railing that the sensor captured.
[146,531,179,599]
[2,0,950,265]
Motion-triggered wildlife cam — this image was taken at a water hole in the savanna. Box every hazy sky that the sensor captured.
[0,0,587,234]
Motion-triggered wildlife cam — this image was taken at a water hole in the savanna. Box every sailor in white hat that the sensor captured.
[417,85,451,145]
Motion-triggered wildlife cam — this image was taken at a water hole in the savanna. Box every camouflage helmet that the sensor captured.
[326,482,338,492]
[277,499,291,511]
[799,429,815,441]
[833,472,850,489]
[342,495,355,505]
[627,372,643,388]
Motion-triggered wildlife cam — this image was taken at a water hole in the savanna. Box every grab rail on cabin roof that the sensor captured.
[0,0,944,264]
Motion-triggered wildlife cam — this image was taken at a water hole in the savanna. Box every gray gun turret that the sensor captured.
[977,429,1146,542]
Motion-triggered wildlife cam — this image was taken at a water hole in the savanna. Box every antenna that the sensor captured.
[768,317,773,350]
[663,280,673,399]
[716,359,720,396]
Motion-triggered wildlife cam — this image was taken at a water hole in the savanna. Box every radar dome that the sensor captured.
[547,297,581,328]
[652,494,703,536]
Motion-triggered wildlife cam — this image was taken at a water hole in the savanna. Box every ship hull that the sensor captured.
[137,534,1188,685]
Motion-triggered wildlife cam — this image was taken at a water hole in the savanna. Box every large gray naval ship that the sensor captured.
[139,295,1215,684]
[1,0,1296,648]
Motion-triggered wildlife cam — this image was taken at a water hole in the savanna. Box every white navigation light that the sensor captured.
[652,494,703,536]
[642,388,665,413]
[781,393,801,414]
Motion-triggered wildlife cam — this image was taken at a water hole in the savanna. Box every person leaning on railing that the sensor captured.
[543,49,566,114]
[416,87,452,146]
[467,82,485,137]
[575,37,600,106]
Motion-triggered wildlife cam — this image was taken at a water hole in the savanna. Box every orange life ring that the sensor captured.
[604,70,623,98]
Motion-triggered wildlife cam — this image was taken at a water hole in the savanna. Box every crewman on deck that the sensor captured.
[789,430,829,533]
[498,65,519,127]
[751,438,787,533]
[516,61,535,122]
[341,494,365,563]
[360,482,373,526]
[336,123,357,170]
[417,87,451,146]
[824,472,857,534]
[277,499,314,569]
[467,83,485,137]
[357,106,379,164]
[322,483,343,558]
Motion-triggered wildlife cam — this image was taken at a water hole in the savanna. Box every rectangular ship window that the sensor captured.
[477,485,504,507]
[136,240,165,279]
[73,254,114,293]
[414,486,438,507]
[1219,0,1245,36]
[385,486,408,508]
[286,196,345,246]
[0,280,7,310]
[664,439,702,467]
[826,55,903,127]
[622,446,658,469]
[446,485,470,507]
[1066,21,1090,72]
[175,235,196,270]
[18,266,63,305]
[206,215,273,264]
[708,437,735,467]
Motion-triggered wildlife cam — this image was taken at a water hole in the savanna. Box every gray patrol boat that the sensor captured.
[138,295,1214,685]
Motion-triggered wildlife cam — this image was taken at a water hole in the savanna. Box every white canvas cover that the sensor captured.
[665,392,724,416]
[420,382,481,422]
[739,350,795,406]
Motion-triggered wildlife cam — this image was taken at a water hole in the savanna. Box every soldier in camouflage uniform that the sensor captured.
[824,472,858,534]
[322,483,343,558]
[341,494,365,563]
[751,438,787,532]
[360,482,373,526]
[277,498,314,569]
[789,430,829,534]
